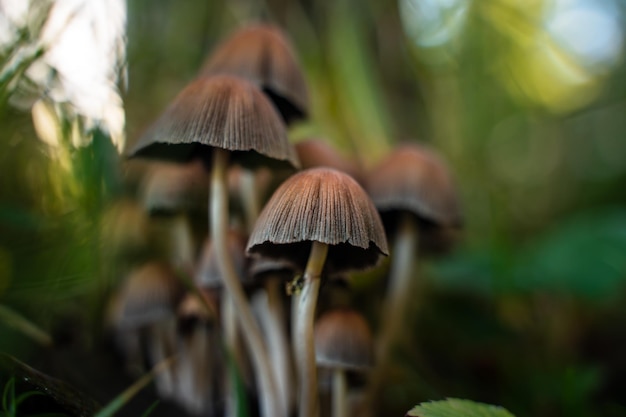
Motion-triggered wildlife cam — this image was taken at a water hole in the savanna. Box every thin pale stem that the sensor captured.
[239,168,261,232]
[210,148,282,417]
[365,212,418,413]
[332,369,347,417]
[253,278,294,416]
[296,241,329,417]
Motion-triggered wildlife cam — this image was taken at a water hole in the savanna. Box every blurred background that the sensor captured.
[1,0,626,416]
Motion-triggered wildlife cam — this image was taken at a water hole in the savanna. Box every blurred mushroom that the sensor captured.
[108,262,183,399]
[315,308,373,417]
[128,74,299,417]
[295,139,363,184]
[364,143,462,410]
[247,167,388,417]
[174,290,222,416]
[140,159,209,270]
[200,24,309,125]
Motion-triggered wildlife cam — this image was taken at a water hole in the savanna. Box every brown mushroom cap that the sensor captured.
[112,262,183,328]
[246,167,388,273]
[127,75,300,171]
[366,143,462,227]
[295,139,362,184]
[314,308,373,371]
[200,24,309,124]
[195,231,250,289]
[141,159,209,215]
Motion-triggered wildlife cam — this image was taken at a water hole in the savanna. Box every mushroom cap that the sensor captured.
[112,262,182,328]
[295,139,362,184]
[195,231,250,289]
[200,24,309,124]
[177,290,219,324]
[314,308,373,371]
[127,75,300,171]
[246,167,388,273]
[366,143,462,227]
[140,159,209,215]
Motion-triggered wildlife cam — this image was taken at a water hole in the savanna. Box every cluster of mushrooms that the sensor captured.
[103,24,462,417]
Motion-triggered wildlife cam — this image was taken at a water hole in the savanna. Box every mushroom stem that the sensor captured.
[366,212,418,411]
[295,241,329,417]
[332,369,347,417]
[210,148,282,417]
[222,294,244,417]
[239,168,261,232]
[253,278,295,416]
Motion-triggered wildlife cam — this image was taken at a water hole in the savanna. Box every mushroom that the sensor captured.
[364,143,462,409]
[315,308,374,417]
[108,261,183,399]
[140,159,209,270]
[128,74,299,417]
[174,290,222,416]
[200,24,309,125]
[295,139,363,184]
[247,167,388,417]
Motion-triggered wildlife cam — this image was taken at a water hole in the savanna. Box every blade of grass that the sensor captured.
[93,356,175,417]
[0,305,53,347]
[138,400,160,417]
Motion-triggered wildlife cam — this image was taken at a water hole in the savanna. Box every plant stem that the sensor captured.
[210,148,282,417]
[253,278,295,416]
[365,212,418,413]
[295,241,329,417]
[332,369,347,417]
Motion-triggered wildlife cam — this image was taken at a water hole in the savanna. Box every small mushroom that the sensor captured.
[364,143,462,411]
[174,291,222,416]
[108,262,183,399]
[315,308,373,417]
[295,139,363,184]
[140,159,209,269]
[247,167,388,417]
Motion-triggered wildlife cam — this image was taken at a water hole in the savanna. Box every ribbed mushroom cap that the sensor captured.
[195,231,250,289]
[113,262,182,328]
[246,167,388,273]
[200,24,309,124]
[140,159,209,215]
[295,139,362,184]
[314,308,373,371]
[366,143,462,227]
[127,75,300,171]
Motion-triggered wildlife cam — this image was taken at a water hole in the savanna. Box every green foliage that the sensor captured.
[407,398,515,417]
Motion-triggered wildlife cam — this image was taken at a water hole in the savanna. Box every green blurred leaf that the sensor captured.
[407,398,515,417]
[514,208,626,300]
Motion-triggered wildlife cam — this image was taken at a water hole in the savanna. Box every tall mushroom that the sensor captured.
[128,74,300,417]
[247,167,388,417]
[315,308,374,417]
[364,143,462,411]
[200,24,309,125]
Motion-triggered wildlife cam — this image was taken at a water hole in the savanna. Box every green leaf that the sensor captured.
[406,398,515,417]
